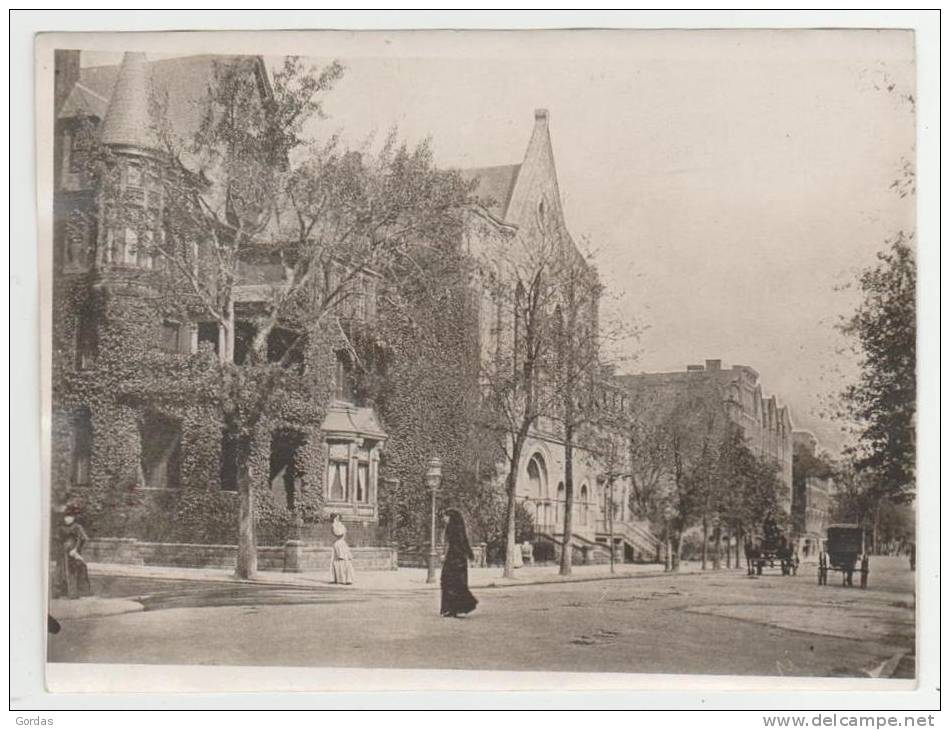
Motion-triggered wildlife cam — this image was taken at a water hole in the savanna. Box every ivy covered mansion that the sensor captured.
[50,50,659,569]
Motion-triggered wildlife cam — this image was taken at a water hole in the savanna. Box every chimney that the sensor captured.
[534,108,549,126]
[54,50,80,116]
[705,359,722,371]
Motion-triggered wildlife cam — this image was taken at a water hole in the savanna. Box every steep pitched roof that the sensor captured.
[460,109,565,231]
[461,164,521,220]
[503,109,564,229]
[99,52,160,151]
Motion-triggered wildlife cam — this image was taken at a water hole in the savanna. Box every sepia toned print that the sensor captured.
[43,30,916,683]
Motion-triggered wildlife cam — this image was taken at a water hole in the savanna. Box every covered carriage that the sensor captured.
[818,524,869,588]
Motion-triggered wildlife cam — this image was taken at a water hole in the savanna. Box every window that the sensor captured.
[124,228,138,266]
[70,408,92,486]
[233,320,256,365]
[364,277,377,323]
[267,326,305,371]
[160,321,182,354]
[68,128,92,174]
[197,322,219,355]
[220,428,250,492]
[526,453,547,499]
[75,302,98,370]
[270,430,304,511]
[137,229,153,269]
[328,460,349,502]
[126,163,142,187]
[140,412,182,489]
[356,462,369,503]
[65,212,91,270]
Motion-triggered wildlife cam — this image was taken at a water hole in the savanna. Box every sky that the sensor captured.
[82,30,916,455]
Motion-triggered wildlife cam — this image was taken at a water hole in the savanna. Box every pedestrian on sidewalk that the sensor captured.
[330,514,354,585]
[440,509,478,618]
[57,513,92,599]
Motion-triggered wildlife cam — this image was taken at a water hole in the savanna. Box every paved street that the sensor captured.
[48,557,914,678]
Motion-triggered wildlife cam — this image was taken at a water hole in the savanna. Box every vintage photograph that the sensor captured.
[42,29,917,682]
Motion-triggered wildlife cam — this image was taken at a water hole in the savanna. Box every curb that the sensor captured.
[475,568,703,590]
[88,564,710,593]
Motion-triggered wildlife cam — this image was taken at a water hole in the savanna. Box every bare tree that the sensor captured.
[476,207,565,578]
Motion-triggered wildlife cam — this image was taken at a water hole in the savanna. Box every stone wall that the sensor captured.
[84,537,397,572]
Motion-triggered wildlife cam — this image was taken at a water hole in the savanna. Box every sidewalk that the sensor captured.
[87,559,702,593]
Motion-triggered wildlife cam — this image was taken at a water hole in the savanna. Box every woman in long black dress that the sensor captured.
[440,509,478,617]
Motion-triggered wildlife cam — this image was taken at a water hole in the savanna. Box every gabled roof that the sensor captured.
[460,109,564,232]
[461,164,521,220]
[58,82,110,120]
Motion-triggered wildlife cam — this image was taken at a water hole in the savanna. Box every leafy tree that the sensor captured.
[625,376,727,571]
[838,234,916,507]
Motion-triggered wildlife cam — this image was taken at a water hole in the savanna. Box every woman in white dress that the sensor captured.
[330,514,355,585]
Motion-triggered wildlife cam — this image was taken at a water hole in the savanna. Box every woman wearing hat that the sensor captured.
[330,514,355,585]
[58,512,92,599]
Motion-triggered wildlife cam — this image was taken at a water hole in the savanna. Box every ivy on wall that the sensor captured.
[352,238,530,554]
[51,271,339,545]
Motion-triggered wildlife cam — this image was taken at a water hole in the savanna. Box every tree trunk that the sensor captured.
[236,454,257,579]
[663,527,673,573]
[559,424,575,576]
[503,434,526,579]
[872,499,882,555]
[713,524,721,569]
[219,300,236,365]
[701,514,708,570]
[220,300,255,579]
[725,527,731,569]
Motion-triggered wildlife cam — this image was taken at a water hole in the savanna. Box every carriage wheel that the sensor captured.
[860,556,869,589]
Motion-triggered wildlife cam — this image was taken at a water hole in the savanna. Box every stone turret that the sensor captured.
[97,52,163,270]
[100,52,160,154]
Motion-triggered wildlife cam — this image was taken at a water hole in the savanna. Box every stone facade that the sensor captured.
[463,110,658,563]
[792,430,834,560]
[618,360,795,511]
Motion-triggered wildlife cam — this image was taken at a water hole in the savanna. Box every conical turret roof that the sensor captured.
[100,52,160,152]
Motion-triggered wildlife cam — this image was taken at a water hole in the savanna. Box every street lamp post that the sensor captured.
[608,475,616,574]
[425,457,443,584]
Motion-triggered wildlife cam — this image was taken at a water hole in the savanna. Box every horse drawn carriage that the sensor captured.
[745,516,799,576]
[818,524,869,588]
